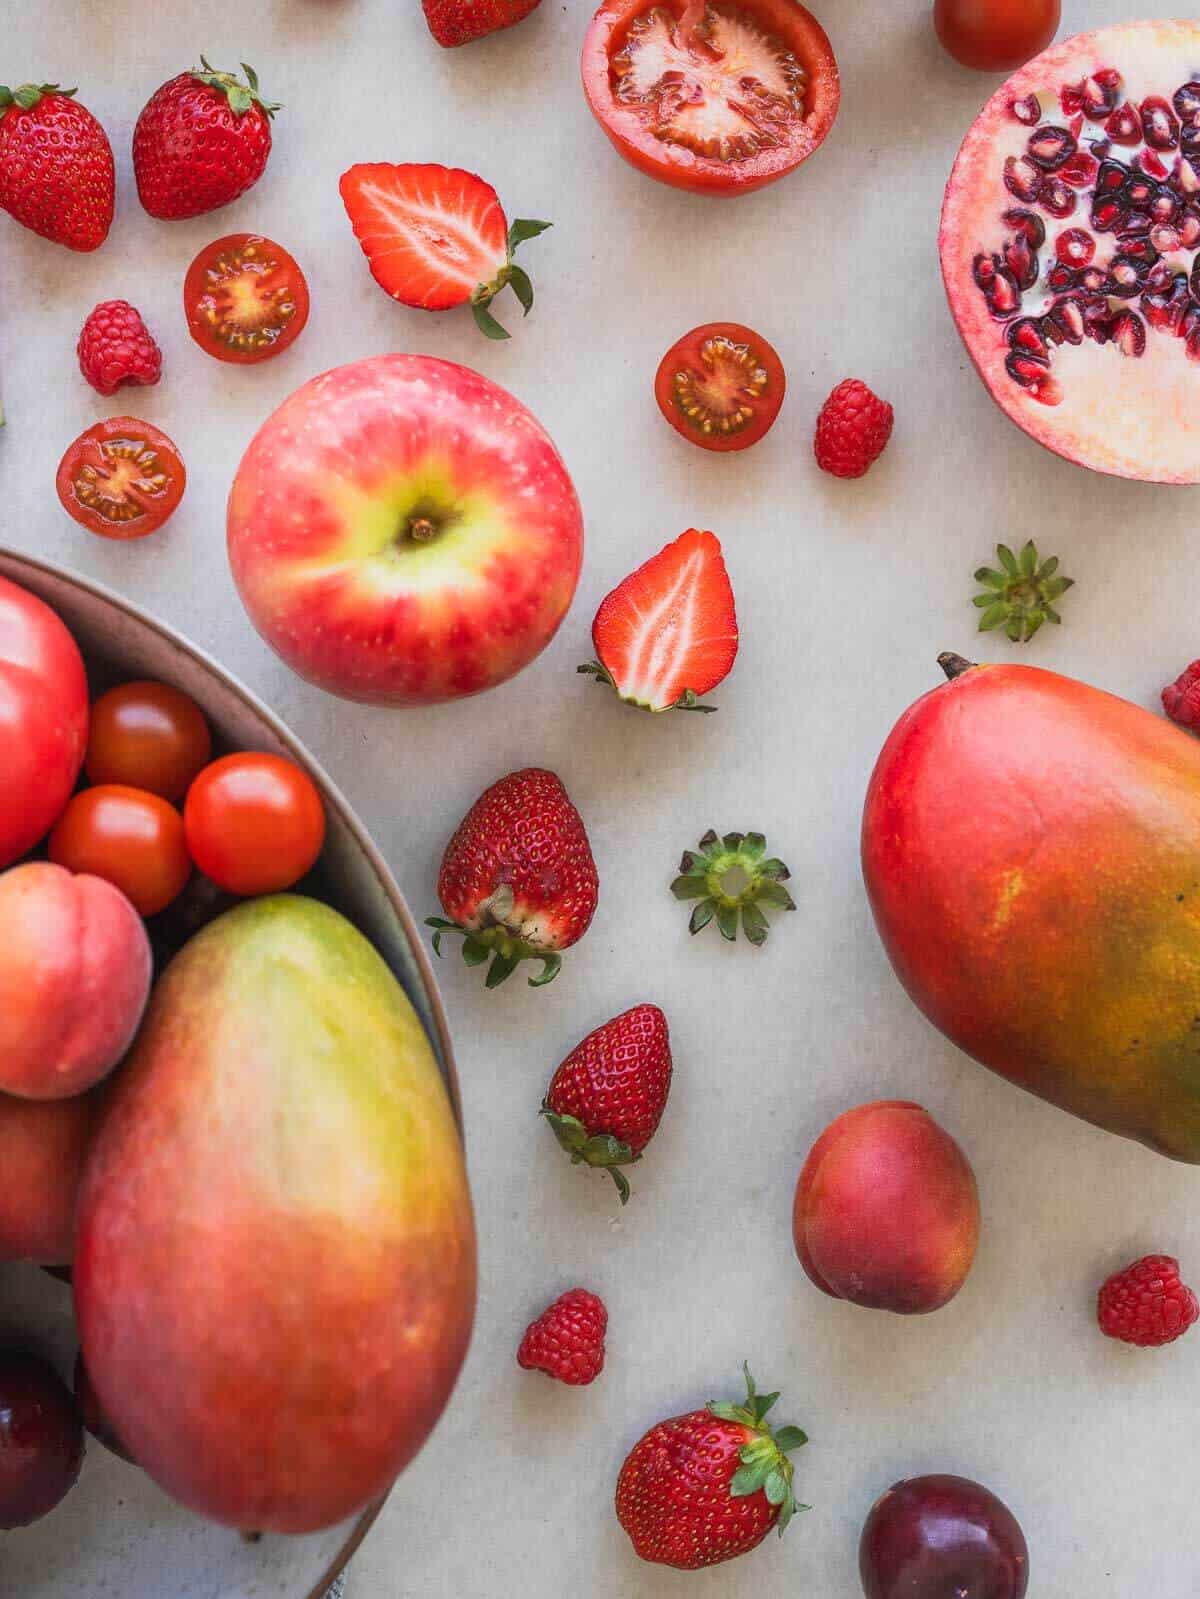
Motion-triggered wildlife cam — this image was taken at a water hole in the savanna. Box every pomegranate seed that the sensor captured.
[1003,234,1039,289]
[1055,227,1095,266]
[1047,297,1085,344]
[1045,261,1079,292]
[1181,121,1200,154]
[1039,178,1076,218]
[1005,351,1049,387]
[1010,94,1042,126]
[986,269,1022,318]
[1004,155,1043,203]
[1182,305,1200,339]
[1119,236,1159,266]
[1096,159,1130,194]
[1142,96,1181,150]
[1125,177,1154,206]
[1145,257,1175,292]
[1119,210,1153,237]
[1175,82,1200,120]
[1182,212,1200,248]
[1068,113,1084,140]
[1112,309,1147,357]
[1173,156,1200,194]
[1091,196,1125,232]
[1151,190,1180,223]
[1060,80,1085,117]
[1088,69,1123,110]
[1080,266,1112,294]
[1109,256,1147,297]
[1186,323,1200,362]
[1027,125,1076,170]
[1138,150,1171,181]
[1002,207,1046,247]
[1141,272,1190,333]
[1007,317,1049,359]
[1030,374,1063,406]
[1088,138,1113,159]
[1105,104,1142,145]
[973,251,998,288]
[1191,257,1200,303]
[1059,152,1099,188]
[1151,223,1182,252]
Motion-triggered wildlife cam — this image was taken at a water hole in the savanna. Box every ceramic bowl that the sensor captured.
[0,547,462,1599]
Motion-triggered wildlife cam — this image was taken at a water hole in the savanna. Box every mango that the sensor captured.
[74,894,476,1533]
[863,659,1200,1162]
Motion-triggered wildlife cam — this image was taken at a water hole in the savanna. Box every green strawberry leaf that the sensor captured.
[508,217,552,251]
[472,301,511,341]
[507,264,534,316]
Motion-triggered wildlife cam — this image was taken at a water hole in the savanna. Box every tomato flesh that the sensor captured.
[184,753,326,898]
[583,0,839,195]
[86,681,212,802]
[655,322,786,451]
[49,786,191,918]
[56,417,186,541]
[933,0,1060,71]
[184,234,310,364]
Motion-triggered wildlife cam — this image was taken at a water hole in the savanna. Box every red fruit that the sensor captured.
[654,322,786,452]
[0,83,113,251]
[1162,659,1200,729]
[941,21,1200,482]
[339,163,549,339]
[0,1091,95,1264]
[860,1475,1030,1599]
[423,0,543,47]
[77,301,162,397]
[133,59,278,221]
[582,0,840,198]
[814,379,894,479]
[1097,1254,1200,1347]
[183,233,309,364]
[615,1365,807,1569]
[542,1004,672,1203]
[580,529,738,714]
[429,768,599,988]
[0,1352,84,1528]
[517,1288,607,1384]
[56,416,187,541]
[73,1352,134,1464]
[933,0,1060,72]
[184,752,325,897]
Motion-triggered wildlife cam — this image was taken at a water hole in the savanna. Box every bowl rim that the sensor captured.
[0,544,462,1599]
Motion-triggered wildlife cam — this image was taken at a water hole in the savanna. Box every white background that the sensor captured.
[4,0,1200,1593]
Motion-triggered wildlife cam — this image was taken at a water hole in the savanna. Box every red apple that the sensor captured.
[0,862,152,1100]
[0,1090,95,1264]
[226,354,584,706]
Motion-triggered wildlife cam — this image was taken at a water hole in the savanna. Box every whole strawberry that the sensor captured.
[422,0,543,48]
[427,768,598,988]
[517,1288,607,1385]
[616,1365,807,1570]
[0,84,113,251]
[542,1004,671,1203]
[1098,1254,1199,1348]
[814,378,894,479]
[77,301,162,396]
[133,59,278,221]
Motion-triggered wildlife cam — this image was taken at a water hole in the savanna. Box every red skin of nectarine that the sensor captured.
[793,1101,980,1314]
[0,1090,95,1264]
[0,862,152,1100]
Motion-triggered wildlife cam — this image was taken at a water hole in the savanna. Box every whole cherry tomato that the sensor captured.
[184,753,325,897]
[183,234,310,365]
[933,0,1060,71]
[49,786,191,917]
[655,323,786,452]
[0,577,89,868]
[86,681,212,801]
[56,416,186,541]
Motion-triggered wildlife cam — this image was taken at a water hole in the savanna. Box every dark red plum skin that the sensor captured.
[0,1351,84,1528]
[860,1474,1029,1599]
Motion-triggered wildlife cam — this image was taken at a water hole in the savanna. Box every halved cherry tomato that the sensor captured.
[582,0,840,197]
[183,234,311,364]
[55,417,186,541]
[86,681,212,802]
[655,322,786,452]
[48,786,191,917]
[184,753,325,897]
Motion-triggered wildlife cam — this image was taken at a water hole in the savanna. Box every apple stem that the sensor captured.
[407,517,437,542]
[938,652,975,681]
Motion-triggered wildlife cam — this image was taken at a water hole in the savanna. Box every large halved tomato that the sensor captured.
[55,417,186,540]
[582,0,840,196]
[183,234,310,365]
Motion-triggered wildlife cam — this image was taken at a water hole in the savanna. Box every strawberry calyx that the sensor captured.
[671,830,795,945]
[470,217,552,340]
[426,882,562,988]
[189,58,281,120]
[540,1107,639,1204]
[0,84,76,111]
[577,658,718,714]
[708,1365,809,1537]
[971,539,1073,644]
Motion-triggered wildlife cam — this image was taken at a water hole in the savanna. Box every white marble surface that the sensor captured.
[4,0,1200,1593]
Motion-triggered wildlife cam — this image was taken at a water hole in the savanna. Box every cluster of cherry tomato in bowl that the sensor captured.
[47,677,325,919]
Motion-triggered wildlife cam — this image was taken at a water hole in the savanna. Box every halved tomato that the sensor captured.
[582,0,840,196]
[183,234,310,364]
[55,417,187,541]
[654,322,786,451]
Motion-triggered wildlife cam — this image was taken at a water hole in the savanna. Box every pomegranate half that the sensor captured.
[941,20,1200,484]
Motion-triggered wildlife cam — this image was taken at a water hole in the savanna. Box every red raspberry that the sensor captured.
[517,1288,607,1385]
[77,301,162,397]
[1162,660,1200,730]
[814,378,894,479]
[1097,1254,1199,1347]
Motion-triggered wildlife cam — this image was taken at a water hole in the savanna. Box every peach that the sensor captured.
[792,1101,980,1314]
[0,1090,95,1264]
[0,862,152,1100]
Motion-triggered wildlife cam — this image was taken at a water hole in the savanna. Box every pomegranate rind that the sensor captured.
[940,20,1200,484]
[582,0,840,197]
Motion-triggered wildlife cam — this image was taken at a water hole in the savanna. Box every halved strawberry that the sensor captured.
[338,162,549,338]
[579,528,738,713]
